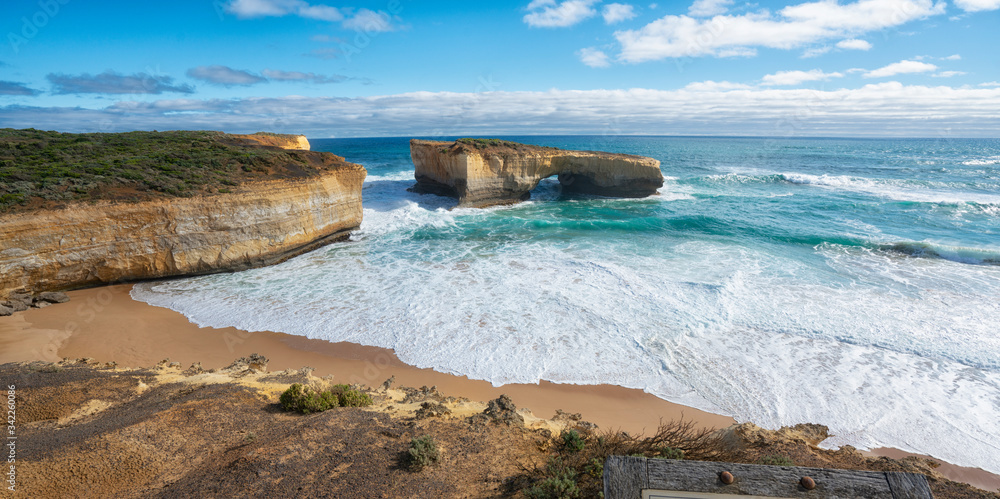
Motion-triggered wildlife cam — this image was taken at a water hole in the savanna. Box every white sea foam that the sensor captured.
[780,172,1000,206]
[131,173,1000,475]
[962,156,1000,166]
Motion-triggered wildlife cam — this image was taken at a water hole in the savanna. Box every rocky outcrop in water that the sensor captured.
[410,139,663,208]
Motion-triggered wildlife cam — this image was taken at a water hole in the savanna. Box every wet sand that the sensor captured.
[2,283,998,491]
[0,284,733,435]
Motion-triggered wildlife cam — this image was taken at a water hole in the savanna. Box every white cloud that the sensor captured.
[864,60,938,78]
[953,0,1000,12]
[688,0,733,17]
[802,46,832,58]
[8,84,1000,138]
[762,69,844,86]
[186,65,266,86]
[837,38,872,50]
[718,47,757,57]
[944,54,961,60]
[980,81,1000,87]
[603,3,637,24]
[225,0,400,30]
[683,80,752,91]
[225,0,343,21]
[578,47,611,67]
[341,9,395,32]
[296,4,344,21]
[615,0,946,62]
[524,0,599,28]
[261,69,349,83]
[932,71,966,78]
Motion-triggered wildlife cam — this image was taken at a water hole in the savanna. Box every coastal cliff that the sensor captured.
[410,139,663,208]
[0,129,365,298]
[230,132,311,151]
[0,169,364,298]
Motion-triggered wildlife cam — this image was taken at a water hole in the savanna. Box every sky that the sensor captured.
[1,0,999,137]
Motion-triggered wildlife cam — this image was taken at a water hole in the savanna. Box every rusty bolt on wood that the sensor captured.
[800,476,816,490]
[719,471,735,484]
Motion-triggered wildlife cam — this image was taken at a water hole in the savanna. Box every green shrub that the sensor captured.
[526,459,580,499]
[759,455,795,466]
[279,383,374,413]
[279,383,339,414]
[561,429,585,453]
[338,388,373,407]
[584,457,603,479]
[407,435,440,470]
[657,446,684,460]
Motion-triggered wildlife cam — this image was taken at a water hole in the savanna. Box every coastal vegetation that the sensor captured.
[525,458,581,499]
[456,138,526,148]
[445,137,560,153]
[278,383,373,414]
[407,435,441,471]
[523,419,734,498]
[759,454,796,466]
[0,128,338,214]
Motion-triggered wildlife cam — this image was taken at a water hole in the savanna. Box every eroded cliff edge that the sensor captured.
[410,138,664,208]
[230,132,311,151]
[0,130,365,298]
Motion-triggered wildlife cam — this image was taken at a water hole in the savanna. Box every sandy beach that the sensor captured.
[2,283,998,492]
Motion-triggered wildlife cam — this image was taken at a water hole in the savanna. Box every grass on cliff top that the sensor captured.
[0,128,342,214]
[453,138,559,152]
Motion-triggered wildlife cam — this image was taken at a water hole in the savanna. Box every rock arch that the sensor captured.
[410,139,663,208]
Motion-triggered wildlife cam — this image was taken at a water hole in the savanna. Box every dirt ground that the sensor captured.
[1,358,996,499]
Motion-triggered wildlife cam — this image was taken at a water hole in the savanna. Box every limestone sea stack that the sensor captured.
[410,139,663,208]
[0,131,365,298]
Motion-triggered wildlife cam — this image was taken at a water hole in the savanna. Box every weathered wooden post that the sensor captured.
[603,456,933,499]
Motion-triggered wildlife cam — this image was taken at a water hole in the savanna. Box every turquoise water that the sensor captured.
[133,136,1000,473]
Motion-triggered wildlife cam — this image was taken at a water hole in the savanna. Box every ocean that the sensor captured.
[132,136,1000,474]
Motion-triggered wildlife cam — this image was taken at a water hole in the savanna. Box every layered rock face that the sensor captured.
[230,133,311,151]
[410,139,663,208]
[0,164,365,298]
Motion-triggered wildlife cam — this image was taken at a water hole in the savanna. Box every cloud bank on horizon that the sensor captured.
[0,0,998,137]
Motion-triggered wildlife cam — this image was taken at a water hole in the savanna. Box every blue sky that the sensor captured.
[1,0,999,137]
